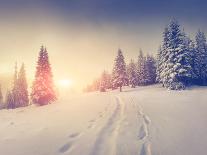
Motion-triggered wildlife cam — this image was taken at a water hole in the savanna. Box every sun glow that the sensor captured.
[58,79,73,88]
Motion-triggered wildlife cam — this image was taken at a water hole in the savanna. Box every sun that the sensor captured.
[58,79,73,88]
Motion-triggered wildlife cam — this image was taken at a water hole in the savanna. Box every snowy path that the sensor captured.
[87,95,152,155]
[66,94,149,155]
[89,96,125,155]
[1,86,207,155]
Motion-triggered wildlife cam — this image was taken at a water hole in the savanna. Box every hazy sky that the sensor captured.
[0,0,207,90]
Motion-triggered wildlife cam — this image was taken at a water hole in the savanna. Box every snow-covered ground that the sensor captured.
[0,85,207,155]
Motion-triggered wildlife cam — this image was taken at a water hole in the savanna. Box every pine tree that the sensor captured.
[188,40,197,83]
[159,19,193,90]
[127,59,137,88]
[112,49,128,92]
[136,49,145,85]
[145,55,157,85]
[31,46,57,105]
[6,90,15,109]
[156,46,162,83]
[194,30,207,85]
[12,62,19,108]
[17,63,29,107]
[181,35,195,85]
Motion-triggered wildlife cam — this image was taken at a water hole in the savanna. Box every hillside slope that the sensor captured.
[0,85,206,155]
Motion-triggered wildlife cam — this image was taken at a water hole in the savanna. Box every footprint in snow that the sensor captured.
[10,122,14,125]
[59,142,73,153]
[89,119,95,123]
[138,123,148,140]
[88,124,95,129]
[69,132,80,139]
[99,113,103,118]
[143,115,151,125]
[140,142,152,155]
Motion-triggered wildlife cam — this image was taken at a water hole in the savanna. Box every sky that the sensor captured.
[0,0,207,91]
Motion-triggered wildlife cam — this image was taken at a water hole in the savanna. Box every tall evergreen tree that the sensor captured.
[31,46,57,105]
[159,19,193,90]
[159,27,170,86]
[127,59,137,88]
[181,35,195,85]
[17,64,29,107]
[6,90,15,109]
[194,30,207,85]
[112,49,128,92]
[156,46,162,83]
[136,49,145,85]
[145,55,157,85]
[12,62,19,107]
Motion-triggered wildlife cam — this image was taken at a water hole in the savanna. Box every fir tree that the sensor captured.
[12,62,19,108]
[17,63,29,107]
[159,27,170,86]
[181,35,195,85]
[136,49,145,86]
[145,55,157,85]
[127,59,137,88]
[194,30,207,85]
[112,49,128,92]
[159,19,193,90]
[6,90,15,109]
[31,46,57,105]
[156,46,162,83]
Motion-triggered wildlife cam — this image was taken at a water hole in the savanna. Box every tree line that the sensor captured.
[0,46,57,109]
[157,19,207,90]
[84,49,156,92]
[85,19,207,91]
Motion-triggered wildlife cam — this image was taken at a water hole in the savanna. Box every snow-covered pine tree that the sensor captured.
[111,67,116,90]
[6,90,15,109]
[159,19,193,90]
[31,46,57,105]
[194,30,207,85]
[159,27,170,87]
[136,49,145,86]
[17,63,29,107]
[127,59,137,88]
[145,55,157,85]
[182,35,196,85]
[12,62,19,108]
[112,49,128,92]
[156,46,162,83]
[188,40,197,83]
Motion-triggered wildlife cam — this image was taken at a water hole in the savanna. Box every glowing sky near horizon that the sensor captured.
[0,0,207,90]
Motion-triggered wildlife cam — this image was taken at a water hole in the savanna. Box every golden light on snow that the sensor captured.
[58,79,73,88]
